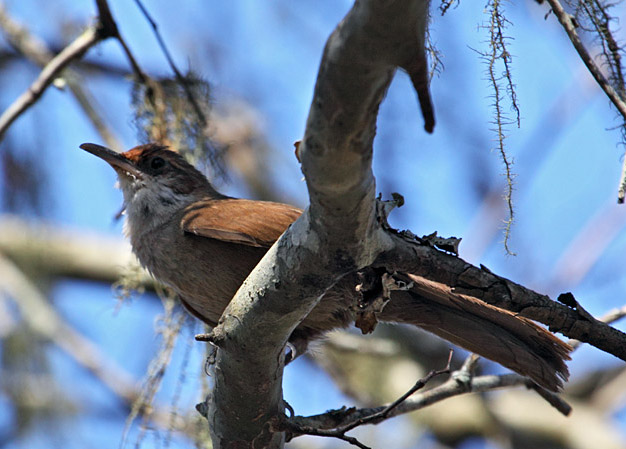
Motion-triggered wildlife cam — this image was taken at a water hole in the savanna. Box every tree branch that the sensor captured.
[569,303,626,350]
[3,210,625,367]
[377,231,626,361]
[0,0,148,143]
[207,1,432,447]
[0,253,221,447]
[542,0,626,203]
[285,353,570,446]
[94,0,147,83]
[0,24,102,140]
[0,214,141,284]
[133,0,207,125]
[543,0,626,119]
[0,3,122,150]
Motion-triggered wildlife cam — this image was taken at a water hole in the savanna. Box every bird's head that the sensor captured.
[80,142,220,231]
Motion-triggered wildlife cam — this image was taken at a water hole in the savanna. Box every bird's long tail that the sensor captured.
[379,274,571,391]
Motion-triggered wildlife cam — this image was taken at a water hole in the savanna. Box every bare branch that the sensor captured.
[207,1,432,447]
[0,3,53,66]
[0,214,142,284]
[0,219,210,444]
[283,352,451,448]
[569,304,626,350]
[0,0,150,143]
[133,0,207,126]
[3,209,625,366]
[95,0,147,83]
[0,3,122,149]
[542,0,626,202]
[597,304,626,325]
[0,25,102,140]
[544,0,626,118]
[575,0,626,99]
[285,353,570,446]
[376,232,626,361]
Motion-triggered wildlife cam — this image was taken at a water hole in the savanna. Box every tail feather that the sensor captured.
[380,274,571,391]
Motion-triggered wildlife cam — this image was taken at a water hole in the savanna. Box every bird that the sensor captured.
[80,142,571,391]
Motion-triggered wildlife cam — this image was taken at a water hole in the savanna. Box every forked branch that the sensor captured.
[0,0,146,143]
[207,1,434,447]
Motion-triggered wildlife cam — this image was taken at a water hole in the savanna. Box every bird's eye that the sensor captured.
[150,157,166,170]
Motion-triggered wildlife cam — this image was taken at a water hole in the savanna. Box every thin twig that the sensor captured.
[133,0,207,125]
[93,0,147,83]
[578,0,626,99]
[544,0,626,117]
[0,26,101,140]
[341,349,453,432]
[439,0,459,15]
[290,372,572,436]
[287,352,571,445]
[285,351,453,447]
[598,304,626,325]
[543,0,626,202]
[485,0,517,255]
[0,3,122,149]
[0,0,140,142]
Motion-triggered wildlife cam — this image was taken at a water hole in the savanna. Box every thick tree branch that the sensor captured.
[3,212,625,369]
[377,232,626,361]
[3,209,624,365]
[2,208,624,445]
[207,1,432,447]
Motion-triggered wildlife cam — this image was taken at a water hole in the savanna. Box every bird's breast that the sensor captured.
[130,219,267,324]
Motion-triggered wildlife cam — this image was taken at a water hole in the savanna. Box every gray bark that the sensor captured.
[206,1,433,447]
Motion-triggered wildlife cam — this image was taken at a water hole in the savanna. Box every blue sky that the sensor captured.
[1,1,625,448]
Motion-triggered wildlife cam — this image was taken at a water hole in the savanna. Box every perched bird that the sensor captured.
[81,142,570,391]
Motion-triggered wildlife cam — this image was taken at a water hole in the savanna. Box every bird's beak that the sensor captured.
[80,143,144,179]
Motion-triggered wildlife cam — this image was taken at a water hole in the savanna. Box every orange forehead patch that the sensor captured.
[121,148,143,163]
[122,144,168,163]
